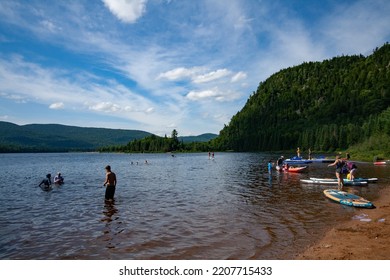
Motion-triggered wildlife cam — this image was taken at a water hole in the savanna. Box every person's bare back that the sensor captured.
[105,171,116,186]
[104,165,116,187]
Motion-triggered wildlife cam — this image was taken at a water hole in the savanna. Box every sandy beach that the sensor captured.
[296,185,390,260]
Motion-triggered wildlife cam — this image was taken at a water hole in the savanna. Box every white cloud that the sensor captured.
[49,102,64,109]
[40,20,61,33]
[102,0,147,23]
[192,69,231,84]
[145,107,154,114]
[89,102,120,112]
[186,87,241,102]
[231,71,247,83]
[186,89,218,101]
[158,67,232,84]
[157,67,202,81]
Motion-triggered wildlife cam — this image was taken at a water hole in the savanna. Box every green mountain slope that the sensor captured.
[0,122,152,152]
[213,43,390,155]
[179,133,218,143]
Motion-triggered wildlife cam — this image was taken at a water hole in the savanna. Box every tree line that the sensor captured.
[99,129,214,153]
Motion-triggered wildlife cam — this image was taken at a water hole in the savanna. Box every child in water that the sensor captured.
[268,160,273,174]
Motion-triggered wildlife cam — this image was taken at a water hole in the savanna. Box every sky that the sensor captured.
[0,0,389,136]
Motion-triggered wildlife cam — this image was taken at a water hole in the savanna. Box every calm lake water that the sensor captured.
[0,152,389,260]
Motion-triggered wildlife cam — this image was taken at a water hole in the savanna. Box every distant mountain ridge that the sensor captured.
[0,121,152,152]
[179,133,218,143]
[0,121,217,152]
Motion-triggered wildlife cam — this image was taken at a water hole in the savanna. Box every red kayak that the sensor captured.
[276,165,307,173]
[374,161,387,165]
[287,166,307,173]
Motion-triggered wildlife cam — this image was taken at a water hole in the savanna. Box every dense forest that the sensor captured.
[211,43,390,159]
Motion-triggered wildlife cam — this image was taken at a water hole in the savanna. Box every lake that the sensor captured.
[0,152,389,259]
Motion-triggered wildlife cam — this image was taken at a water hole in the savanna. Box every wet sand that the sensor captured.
[296,185,390,260]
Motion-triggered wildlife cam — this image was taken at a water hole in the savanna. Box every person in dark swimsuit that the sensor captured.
[39,174,52,190]
[328,156,344,190]
[103,165,117,201]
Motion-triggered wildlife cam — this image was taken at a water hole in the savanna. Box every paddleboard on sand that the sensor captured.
[323,189,374,208]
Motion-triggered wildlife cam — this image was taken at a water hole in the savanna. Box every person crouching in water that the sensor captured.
[347,162,358,180]
[103,165,117,201]
[54,172,64,184]
[39,174,52,189]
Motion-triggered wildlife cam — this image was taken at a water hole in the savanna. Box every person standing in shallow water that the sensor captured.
[103,165,117,201]
[328,155,344,190]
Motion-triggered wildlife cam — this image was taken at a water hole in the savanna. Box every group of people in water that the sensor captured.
[38,172,64,189]
[269,150,358,190]
[38,165,117,202]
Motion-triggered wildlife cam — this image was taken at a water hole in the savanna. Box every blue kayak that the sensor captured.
[284,156,312,164]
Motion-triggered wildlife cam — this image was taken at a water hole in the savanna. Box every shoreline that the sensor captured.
[296,184,390,260]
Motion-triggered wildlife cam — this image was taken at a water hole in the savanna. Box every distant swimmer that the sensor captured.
[54,172,64,184]
[39,174,52,190]
[103,165,117,201]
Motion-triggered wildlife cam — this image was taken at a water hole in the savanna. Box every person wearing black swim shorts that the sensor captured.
[103,165,117,201]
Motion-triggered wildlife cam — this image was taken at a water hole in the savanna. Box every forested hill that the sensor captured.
[0,122,218,152]
[0,122,151,152]
[213,43,390,155]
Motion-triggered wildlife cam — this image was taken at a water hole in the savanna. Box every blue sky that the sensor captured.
[0,0,389,136]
